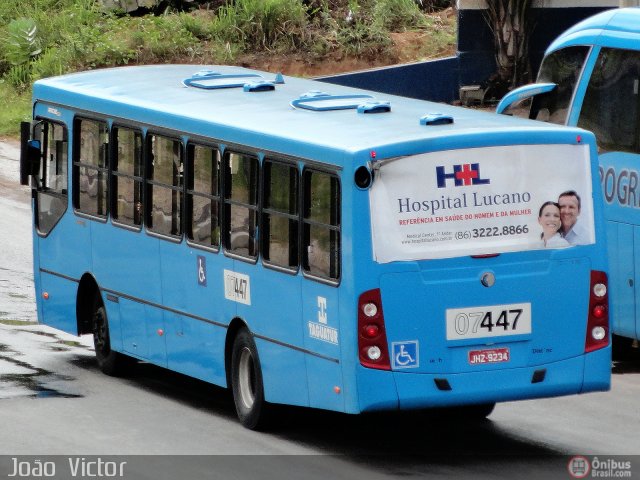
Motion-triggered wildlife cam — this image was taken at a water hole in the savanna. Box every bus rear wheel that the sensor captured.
[92,295,129,376]
[231,329,270,430]
[458,402,496,420]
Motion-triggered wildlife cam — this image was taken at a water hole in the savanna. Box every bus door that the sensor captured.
[300,168,343,411]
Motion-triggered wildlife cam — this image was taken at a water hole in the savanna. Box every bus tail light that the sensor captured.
[585,270,609,353]
[358,289,391,370]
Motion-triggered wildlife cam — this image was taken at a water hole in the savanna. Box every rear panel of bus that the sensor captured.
[344,129,610,413]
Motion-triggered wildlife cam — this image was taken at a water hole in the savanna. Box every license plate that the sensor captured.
[446,302,531,340]
[468,347,510,365]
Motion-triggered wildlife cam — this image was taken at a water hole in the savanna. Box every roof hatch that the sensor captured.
[291,92,391,113]
[183,70,285,91]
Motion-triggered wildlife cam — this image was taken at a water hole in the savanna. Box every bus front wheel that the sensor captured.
[230,329,270,430]
[92,295,129,376]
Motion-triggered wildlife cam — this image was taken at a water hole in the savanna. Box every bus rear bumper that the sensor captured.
[357,348,611,412]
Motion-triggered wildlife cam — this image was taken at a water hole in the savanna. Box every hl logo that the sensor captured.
[436,163,490,188]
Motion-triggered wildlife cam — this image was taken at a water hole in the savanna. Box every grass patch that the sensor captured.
[0,83,32,137]
[0,0,456,136]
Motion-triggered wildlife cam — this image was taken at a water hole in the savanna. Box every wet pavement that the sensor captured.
[0,322,91,399]
[0,139,88,399]
[0,140,36,323]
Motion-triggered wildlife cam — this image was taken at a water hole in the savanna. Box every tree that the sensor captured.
[484,0,533,96]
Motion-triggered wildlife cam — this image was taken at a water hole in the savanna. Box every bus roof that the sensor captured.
[33,64,578,162]
[547,7,640,54]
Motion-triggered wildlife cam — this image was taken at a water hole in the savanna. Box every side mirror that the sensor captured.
[19,121,42,186]
[496,83,557,115]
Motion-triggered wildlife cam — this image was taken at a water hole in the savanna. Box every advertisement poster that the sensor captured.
[369,144,595,263]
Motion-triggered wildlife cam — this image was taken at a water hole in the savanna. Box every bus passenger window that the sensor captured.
[303,170,340,281]
[262,160,299,270]
[74,118,108,217]
[147,134,183,237]
[112,127,143,227]
[578,48,640,153]
[187,144,220,248]
[35,121,68,235]
[224,152,259,258]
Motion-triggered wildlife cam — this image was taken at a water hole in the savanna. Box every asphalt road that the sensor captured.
[1,140,639,480]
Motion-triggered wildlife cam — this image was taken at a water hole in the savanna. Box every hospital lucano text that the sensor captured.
[397,191,532,215]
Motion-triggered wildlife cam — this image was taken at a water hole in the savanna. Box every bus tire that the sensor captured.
[231,329,270,430]
[92,295,129,376]
[437,402,496,421]
[462,402,496,419]
[612,334,639,361]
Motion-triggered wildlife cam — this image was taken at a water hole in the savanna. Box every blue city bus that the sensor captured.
[497,7,640,357]
[20,64,610,429]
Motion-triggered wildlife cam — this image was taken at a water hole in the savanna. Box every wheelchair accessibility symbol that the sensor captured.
[391,341,419,369]
[197,255,207,287]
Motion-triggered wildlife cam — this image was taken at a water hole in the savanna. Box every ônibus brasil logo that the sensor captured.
[568,456,591,478]
[436,163,490,188]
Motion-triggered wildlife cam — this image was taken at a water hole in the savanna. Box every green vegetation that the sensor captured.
[0,0,455,136]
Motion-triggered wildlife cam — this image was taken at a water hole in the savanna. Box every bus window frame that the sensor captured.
[185,140,222,253]
[72,115,110,223]
[111,123,145,233]
[144,131,186,242]
[222,147,261,264]
[301,166,342,286]
[496,45,594,122]
[261,156,300,275]
[33,118,69,238]
[573,46,640,154]
[532,45,592,126]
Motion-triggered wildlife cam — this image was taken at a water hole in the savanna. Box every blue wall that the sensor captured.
[316,57,459,104]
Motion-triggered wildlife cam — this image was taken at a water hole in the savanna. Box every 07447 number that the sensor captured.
[445,303,532,340]
[454,309,522,335]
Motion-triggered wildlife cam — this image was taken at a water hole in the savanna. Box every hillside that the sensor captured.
[0,1,457,136]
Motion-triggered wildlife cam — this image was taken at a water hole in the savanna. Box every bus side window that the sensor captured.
[578,48,640,153]
[224,152,259,258]
[262,159,299,270]
[187,143,221,249]
[35,121,68,235]
[303,169,341,281]
[38,122,68,194]
[146,134,183,237]
[112,127,143,228]
[73,118,108,218]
